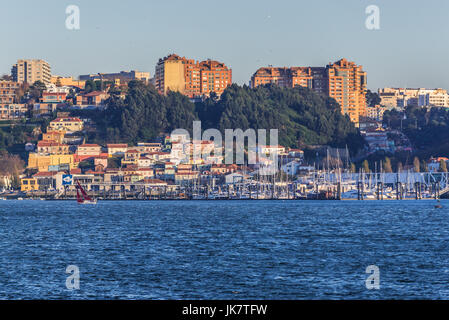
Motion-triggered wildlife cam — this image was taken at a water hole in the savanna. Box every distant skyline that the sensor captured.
[1,0,448,90]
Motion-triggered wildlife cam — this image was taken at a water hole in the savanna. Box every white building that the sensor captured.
[379,88,449,108]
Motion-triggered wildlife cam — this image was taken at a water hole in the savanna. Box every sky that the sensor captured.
[1,0,448,90]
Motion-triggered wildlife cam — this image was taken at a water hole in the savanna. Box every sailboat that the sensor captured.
[76,181,97,204]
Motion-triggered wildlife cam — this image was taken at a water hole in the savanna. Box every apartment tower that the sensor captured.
[155,54,232,98]
[11,59,52,85]
[250,58,367,124]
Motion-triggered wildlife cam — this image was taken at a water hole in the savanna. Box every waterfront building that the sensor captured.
[251,59,367,124]
[155,54,232,98]
[27,153,76,172]
[11,59,51,85]
[20,178,38,192]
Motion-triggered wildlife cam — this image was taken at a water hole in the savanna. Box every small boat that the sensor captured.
[76,182,97,205]
[435,200,443,209]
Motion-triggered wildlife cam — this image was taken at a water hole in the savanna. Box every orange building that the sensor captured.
[326,59,367,124]
[250,58,367,125]
[155,54,232,98]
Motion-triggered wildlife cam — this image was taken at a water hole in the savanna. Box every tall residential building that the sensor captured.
[327,59,367,124]
[155,54,232,98]
[11,59,51,85]
[250,58,367,124]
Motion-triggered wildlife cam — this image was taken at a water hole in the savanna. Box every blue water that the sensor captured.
[0,199,448,299]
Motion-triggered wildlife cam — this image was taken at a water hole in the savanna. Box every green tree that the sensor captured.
[29,80,47,100]
[366,89,381,107]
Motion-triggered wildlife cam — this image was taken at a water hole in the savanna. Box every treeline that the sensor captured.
[84,82,365,154]
[383,106,449,159]
[90,81,197,143]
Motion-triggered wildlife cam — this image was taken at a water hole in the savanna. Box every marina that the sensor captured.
[4,171,449,201]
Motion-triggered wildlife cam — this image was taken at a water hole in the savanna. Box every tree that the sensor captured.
[90,83,365,155]
[439,159,448,172]
[366,89,381,108]
[383,157,393,173]
[84,80,97,93]
[29,81,47,100]
[413,157,420,172]
[0,152,25,188]
[362,160,370,173]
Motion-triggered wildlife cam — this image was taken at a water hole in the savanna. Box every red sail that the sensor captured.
[76,188,83,203]
[76,181,92,201]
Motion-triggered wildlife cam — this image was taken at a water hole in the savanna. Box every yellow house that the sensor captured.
[28,153,76,171]
[21,178,38,191]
